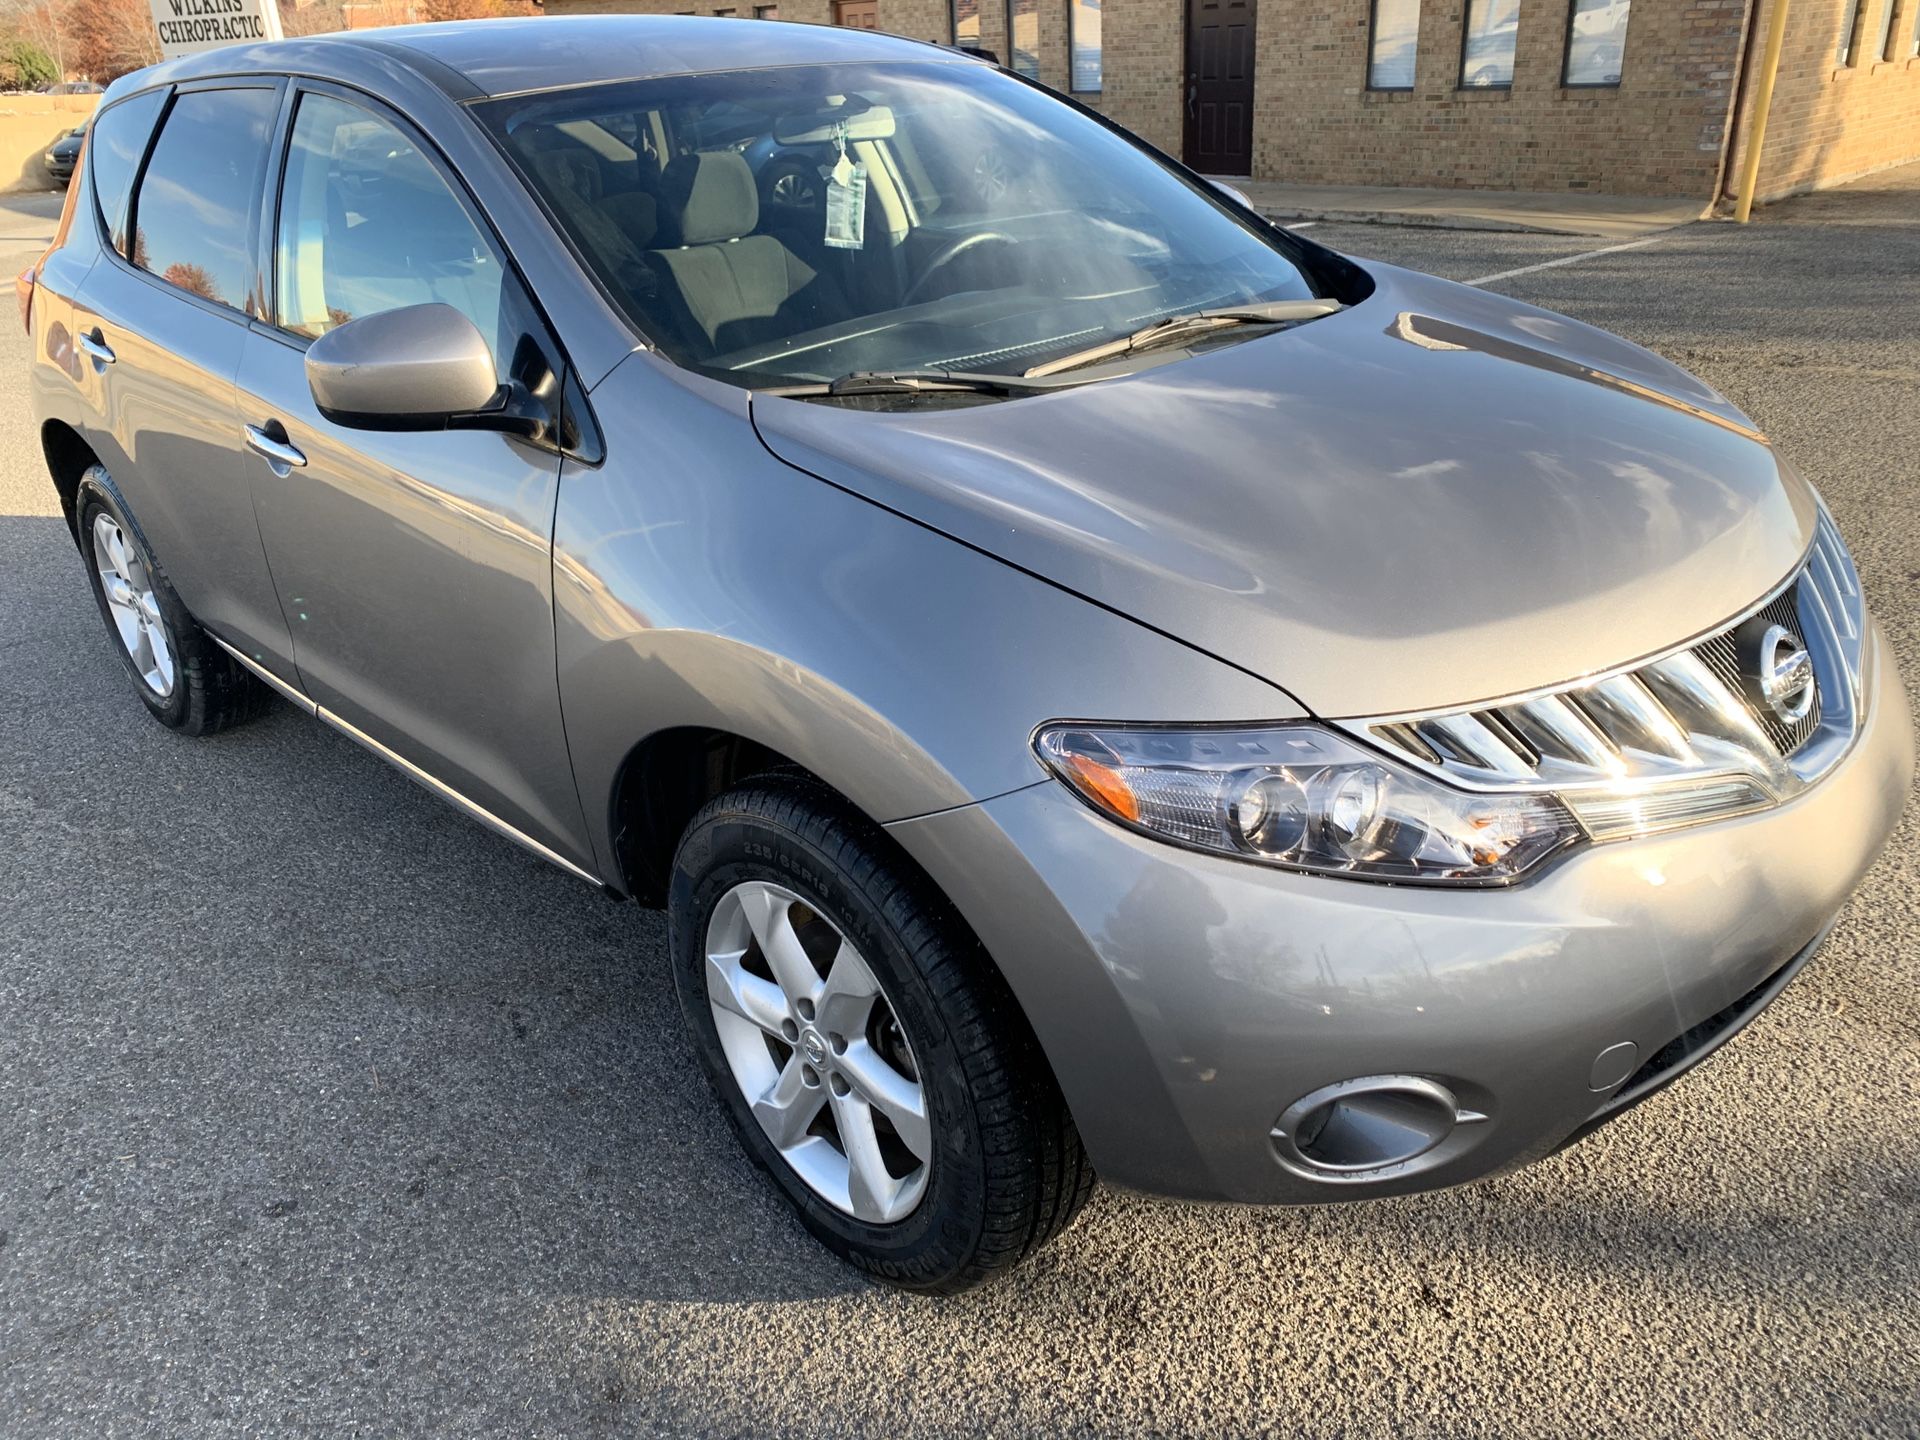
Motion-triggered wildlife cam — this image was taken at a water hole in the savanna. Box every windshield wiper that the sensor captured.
[760,368,1074,400]
[1023,298,1345,379]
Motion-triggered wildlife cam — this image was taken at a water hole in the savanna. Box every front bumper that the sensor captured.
[886,621,1912,1205]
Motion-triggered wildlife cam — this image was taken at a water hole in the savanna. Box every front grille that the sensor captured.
[1691,586,1819,757]
[1348,505,1870,829]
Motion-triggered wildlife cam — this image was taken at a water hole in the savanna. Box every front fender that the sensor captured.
[554,351,1302,884]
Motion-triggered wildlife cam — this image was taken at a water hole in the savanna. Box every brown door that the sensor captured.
[1184,0,1257,176]
[834,0,878,27]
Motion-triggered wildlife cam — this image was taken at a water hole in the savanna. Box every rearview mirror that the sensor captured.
[304,303,510,432]
[772,103,897,146]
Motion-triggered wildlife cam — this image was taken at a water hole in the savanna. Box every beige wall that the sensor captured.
[0,94,98,195]
[1725,0,1920,202]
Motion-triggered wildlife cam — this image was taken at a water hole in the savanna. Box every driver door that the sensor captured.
[239,83,594,873]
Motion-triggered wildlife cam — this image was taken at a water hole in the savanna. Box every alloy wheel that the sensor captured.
[705,879,931,1223]
[91,512,175,698]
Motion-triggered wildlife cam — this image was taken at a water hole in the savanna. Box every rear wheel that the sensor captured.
[77,467,271,735]
[669,774,1093,1292]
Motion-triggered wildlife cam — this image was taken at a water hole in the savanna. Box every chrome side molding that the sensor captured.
[209,634,604,888]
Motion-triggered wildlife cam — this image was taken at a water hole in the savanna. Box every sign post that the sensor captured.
[147,0,285,62]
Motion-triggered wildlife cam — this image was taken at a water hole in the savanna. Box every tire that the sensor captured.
[669,774,1093,1293]
[76,466,272,735]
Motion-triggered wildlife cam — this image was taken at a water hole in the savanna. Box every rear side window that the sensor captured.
[88,88,167,248]
[129,87,279,314]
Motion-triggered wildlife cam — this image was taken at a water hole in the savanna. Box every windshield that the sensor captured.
[479,61,1350,390]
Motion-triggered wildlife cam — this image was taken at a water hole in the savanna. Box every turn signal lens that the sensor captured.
[1035,723,1585,886]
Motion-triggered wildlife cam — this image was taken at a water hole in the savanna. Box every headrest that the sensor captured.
[660,151,758,247]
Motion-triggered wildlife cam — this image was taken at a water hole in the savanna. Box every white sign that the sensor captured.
[148,0,285,62]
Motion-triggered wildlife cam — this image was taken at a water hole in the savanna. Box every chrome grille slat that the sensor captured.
[1351,508,1871,817]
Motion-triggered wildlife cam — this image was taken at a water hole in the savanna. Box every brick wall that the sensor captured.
[1250,0,1752,194]
[1724,0,1920,201]
[541,0,1918,198]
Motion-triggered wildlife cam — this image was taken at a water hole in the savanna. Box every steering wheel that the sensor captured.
[902,231,1017,308]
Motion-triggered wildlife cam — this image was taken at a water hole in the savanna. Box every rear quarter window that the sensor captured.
[128,86,279,315]
[88,88,167,250]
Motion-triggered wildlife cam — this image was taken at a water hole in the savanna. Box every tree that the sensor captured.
[0,35,58,88]
[63,0,159,83]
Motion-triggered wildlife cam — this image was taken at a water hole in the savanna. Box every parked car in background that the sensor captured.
[22,17,1913,1294]
[43,120,85,186]
[40,80,103,94]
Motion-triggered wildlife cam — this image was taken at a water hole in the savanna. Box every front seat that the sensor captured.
[648,151,848,353]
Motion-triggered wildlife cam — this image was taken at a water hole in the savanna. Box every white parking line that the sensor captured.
[1283,221,1318,230]
[1465,236,1667,287]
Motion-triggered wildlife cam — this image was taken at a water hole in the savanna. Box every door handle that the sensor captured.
[78,330,115,365]
[244,422,307,472]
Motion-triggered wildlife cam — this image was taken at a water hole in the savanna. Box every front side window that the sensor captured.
[1069,0,1103,90]
[1460,0,1519,86]
[1368,0,1420,88]
[129,87,278,313]
[1006,0,1040,77]
[1564,0,1629,84]
[483,62,1334,395]
[89,87,167,249]
[274,92,506,362]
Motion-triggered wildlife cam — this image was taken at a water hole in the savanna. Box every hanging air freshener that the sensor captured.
[823,122,867,250]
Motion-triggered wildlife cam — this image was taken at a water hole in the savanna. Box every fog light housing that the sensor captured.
[1271,1075,1487,1180]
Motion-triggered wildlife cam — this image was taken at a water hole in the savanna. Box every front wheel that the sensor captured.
[669,775,1093,1293]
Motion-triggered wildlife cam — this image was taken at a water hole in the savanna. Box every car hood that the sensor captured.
[750,261,1816,717]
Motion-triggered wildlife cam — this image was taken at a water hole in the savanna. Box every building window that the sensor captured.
[1069,0,1103,90]
[1874,0,1898,57]
[1005,0,1040,75]
[1912,0,1920,54]
[953,0,981,48]
[1367,0,1420,88]
[1564,0,1629,84]
[1836,0,1862,62]
[1460,0,1520,86]
[755,3,778,14]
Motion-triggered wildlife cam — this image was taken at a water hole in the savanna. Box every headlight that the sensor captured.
[1034,723,1585,886]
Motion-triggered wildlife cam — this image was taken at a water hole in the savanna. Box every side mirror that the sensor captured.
[304,302,542,437]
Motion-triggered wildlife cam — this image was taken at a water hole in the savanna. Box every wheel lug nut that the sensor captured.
[781,1019,798,1041]
[802,1066,820,1087]
[796,998,815,1022]
[829,1033,846,1055]
[829,1073,850,1097]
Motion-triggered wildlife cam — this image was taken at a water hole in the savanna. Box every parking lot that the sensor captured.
[2,167,1917,1438]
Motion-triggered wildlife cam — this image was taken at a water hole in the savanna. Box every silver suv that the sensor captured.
[25,17,1911,1293]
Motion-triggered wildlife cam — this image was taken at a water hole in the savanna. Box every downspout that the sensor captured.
[1734,0,1794,221]
[1714,0,1765,204]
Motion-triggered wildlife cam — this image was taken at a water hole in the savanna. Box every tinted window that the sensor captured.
[89,88,167,247]
[274,93,508,367]
[1460,0,1519,86]
[1565,0,1629,84]
[1070,0,1103,91]
[131,87,278,313]
[1369,0,1420,88]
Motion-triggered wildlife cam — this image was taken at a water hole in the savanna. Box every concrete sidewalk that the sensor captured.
[1222,178,1708,239]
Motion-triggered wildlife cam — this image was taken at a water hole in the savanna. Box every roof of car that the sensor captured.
[116,16,978,104]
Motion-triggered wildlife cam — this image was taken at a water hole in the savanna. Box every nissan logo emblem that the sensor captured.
[1756,623,1816,724]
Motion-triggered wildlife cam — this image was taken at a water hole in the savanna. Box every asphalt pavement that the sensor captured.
[2,170,1918,1438]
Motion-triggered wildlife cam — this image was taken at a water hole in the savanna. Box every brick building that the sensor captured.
[542,0,1920,202]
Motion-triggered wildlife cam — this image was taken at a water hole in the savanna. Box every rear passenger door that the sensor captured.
[73,80,298,680]
[238,84,594,873]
